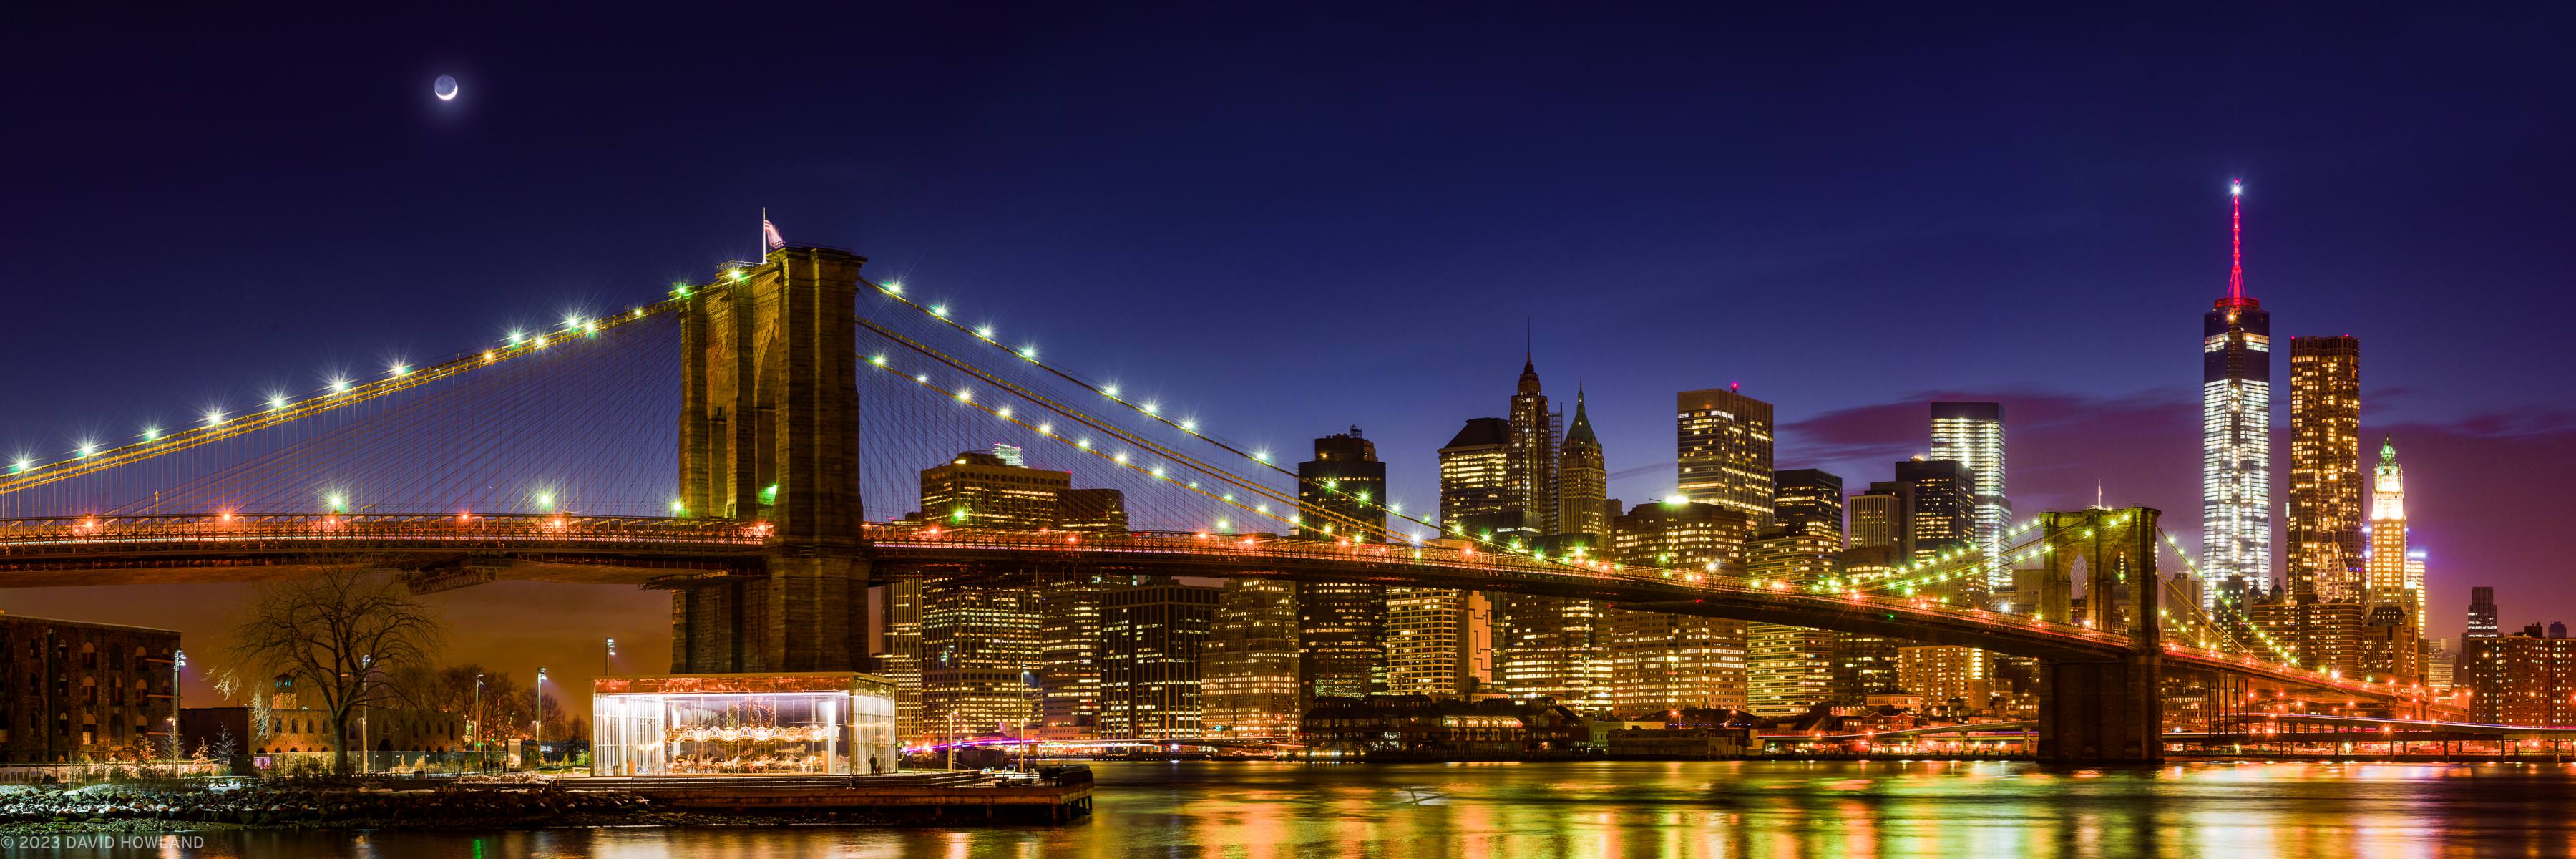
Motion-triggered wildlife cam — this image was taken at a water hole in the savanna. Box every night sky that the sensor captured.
[7,7,2575,703]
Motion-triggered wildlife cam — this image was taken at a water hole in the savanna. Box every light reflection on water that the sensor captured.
[127,759,2576,857]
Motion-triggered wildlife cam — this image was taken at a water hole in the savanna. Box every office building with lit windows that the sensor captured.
[1745,527,1840,715]
[2202,182,2273,607]
[1099,579,1218,739]
[1295,431,1388,707]
[1200,578,1303,736]
[1677,387,1775,523]
[1848,482,1913,559]
[2286,335,2363,603]
[1893,460,1976,570]
[1382,583,1493,699]
[1496,387,1613,712]
[1928,402,2009,589]
[918,450,1070,530]
[1606,502,1752,715]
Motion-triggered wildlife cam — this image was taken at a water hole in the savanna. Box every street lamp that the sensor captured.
[604,638,617,675]
[535,667,548,752]
[170,650,186,761]
[471,674,484,747]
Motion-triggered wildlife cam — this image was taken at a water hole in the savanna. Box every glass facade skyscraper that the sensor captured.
[2202,181,2273,609]
[2287,335,2363,603]
[1928,402,2009,591]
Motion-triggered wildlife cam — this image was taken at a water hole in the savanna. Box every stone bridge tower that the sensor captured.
[2029,505,2165,763]
[670,246,869,673]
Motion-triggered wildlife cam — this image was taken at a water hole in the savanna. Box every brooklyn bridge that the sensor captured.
[0,243,2453,763]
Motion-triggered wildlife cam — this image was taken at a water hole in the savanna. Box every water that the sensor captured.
[72,759,2576,857]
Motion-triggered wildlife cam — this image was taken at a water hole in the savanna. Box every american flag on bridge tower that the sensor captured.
[762,213,786,251]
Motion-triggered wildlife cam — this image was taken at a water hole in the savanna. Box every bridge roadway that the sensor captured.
[0,515,2437,708]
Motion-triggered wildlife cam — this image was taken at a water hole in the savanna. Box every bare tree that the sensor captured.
[230,567,440,775]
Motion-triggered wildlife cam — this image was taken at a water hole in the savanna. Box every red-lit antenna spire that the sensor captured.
[2228,179,2245,301]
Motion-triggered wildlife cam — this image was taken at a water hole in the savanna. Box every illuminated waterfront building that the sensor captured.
[2463,626,2576,727]
[1607,502,1752,714]
[1295,432,1387,707]
[1676,386,1775,523]
[2286,335,2364,603]
[1829,545,1908,703]
[1381,419,1516,701]
[1898,645,1993,713]
[1098,579,1218,739]
[918,578,1040,744]
[1745,526,1840,716]
[1200,577,1303,736]
[1381,583,1493,699]
[874,580,923,739]
[1928,402,2009,591]
[2202,180,2273,607]
[1035,572,1108,738]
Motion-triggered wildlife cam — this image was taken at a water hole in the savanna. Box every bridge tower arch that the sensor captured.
[670,246,869,673]
[2031,505,2167,764]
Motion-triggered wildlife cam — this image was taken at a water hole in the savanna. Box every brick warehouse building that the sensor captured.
[0,613,180,762]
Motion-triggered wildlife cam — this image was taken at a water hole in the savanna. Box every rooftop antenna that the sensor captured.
[2228,180,2245,301]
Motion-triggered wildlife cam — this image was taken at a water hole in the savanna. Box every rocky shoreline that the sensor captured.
[0,782,972,832]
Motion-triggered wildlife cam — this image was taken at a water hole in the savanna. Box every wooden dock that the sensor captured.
[557,770,1094,822]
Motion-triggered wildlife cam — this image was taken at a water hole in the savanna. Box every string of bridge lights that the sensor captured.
[2,292,683,496]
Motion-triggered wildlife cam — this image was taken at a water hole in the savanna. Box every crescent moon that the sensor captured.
[434,75,459,101]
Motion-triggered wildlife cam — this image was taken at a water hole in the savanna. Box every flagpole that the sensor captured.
[761,207,767,260]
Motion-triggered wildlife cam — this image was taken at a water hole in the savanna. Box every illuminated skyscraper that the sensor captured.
[1770,469,1845,543]
[1848,482,1913,559]
[1381,586,1493,699]
[1929,402,2009,591]
[2287,335,2363,603]
[2362,437,2420,682]
[1556,390,1610,541]
[1098,579,1217,739]
[1199,577,1303,736]
[918,450,1069,529]
[1438,418,1518,535]
[1500,387,1611,712]
[2467,586,2499,640]
[919,578,1040,743]
[1893,459,1976,570]
[2202,180,2273,607]
[1677,386,1775,523]
[1295,432,1387,706]
[1745,526,1840,715]
[1606,502,1752,714]
[1508,358,1558,534]
[1035,572,1107,738]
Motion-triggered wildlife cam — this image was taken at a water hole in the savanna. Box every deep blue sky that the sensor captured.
[6,6,2574,697]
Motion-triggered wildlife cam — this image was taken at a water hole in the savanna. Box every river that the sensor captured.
[76,759,2576,857]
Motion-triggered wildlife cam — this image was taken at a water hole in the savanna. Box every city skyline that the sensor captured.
[6,6,2575,704]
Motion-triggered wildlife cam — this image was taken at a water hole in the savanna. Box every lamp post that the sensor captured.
[471,674,484,747]
[604,638,617,675]
[536,667,548,764]
[358,654,374,774]
[170,650,187,761]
